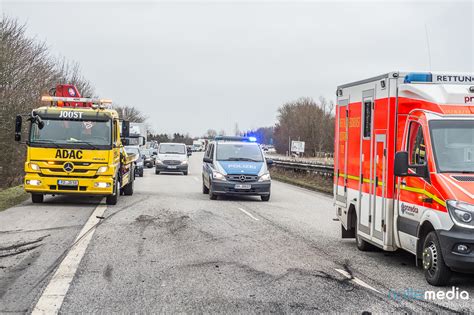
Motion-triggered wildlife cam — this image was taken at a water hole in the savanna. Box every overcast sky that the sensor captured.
[3,0,473,136]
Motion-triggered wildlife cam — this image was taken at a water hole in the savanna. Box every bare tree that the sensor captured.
[113,105,147,123]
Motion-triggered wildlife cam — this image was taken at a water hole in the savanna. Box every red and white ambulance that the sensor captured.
[334,72,474,286]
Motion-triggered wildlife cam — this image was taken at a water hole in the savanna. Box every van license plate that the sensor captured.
[235,184,251,190]
[58,180,78,186]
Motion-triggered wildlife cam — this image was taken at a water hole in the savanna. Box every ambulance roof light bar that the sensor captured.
[404,72,433,84]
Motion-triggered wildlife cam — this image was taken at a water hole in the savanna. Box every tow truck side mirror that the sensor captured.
[122,121,130,138]
[15,115,22,141]
[394,151,409,176]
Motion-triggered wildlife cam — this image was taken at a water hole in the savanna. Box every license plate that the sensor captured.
[58,180,78,186]
[168,166,177,169]
[234,184,251,190]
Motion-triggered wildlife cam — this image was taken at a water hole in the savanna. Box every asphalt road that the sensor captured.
[1,152,473,313]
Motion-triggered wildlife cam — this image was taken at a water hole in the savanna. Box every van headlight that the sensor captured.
[212,171,226,181]
[258,173,271,182]
[156,160,163,165]
[447,200,474,229]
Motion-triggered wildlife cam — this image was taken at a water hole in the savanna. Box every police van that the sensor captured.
[202,136,273,201]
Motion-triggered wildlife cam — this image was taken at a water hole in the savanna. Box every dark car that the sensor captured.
[141,148,156,168]
[125,146,144,177]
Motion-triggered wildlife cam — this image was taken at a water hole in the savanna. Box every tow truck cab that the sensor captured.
[15,84,136,205]
[335,72,474,286]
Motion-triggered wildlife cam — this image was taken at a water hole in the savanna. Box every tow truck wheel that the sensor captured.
[355,218,372,251]
[123,176,134,196]
[106,180,119,205]
[422,231,451,286]
[31,193,43,203]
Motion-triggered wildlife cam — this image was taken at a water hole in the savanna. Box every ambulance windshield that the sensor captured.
[430,120,474,173]
[30,119,112,150]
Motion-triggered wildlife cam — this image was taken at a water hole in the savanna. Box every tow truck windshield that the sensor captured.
[30,119,112,149]
[216,143,264,162]
[430,120,474,173]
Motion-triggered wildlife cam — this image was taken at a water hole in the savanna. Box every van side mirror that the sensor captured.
[15,115,22,142]
[394,151,409,176]
[203,157,213,163]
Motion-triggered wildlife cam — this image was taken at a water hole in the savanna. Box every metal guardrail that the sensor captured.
[271,158,334,176]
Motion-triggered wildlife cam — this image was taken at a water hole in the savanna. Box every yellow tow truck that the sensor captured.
[14,84,136,205]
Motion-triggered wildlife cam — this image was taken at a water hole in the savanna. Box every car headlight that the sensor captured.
[447,200,474,229]
[258,173,271,182]
[96,166,108,174]
[212,171,226,181]
[29,163,40,171]
[181,160,188,165]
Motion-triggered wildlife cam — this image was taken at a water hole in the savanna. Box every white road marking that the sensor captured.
[193,177,199,182]
[335,268,380,293]
[32,202,107,314]
[238,207,259,221]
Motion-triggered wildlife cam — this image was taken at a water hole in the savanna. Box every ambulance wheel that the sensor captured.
[106,180,119,205]
[355,219,372,251]
[123,178,134,196]
[31,193,43,203]
[422,231,451,286]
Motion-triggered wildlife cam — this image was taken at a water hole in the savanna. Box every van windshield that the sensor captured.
[159,144,185,154]
[216,143,263,162]
[430,120,474,173]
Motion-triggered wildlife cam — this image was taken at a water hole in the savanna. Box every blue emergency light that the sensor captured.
[215,136,258,143]
[404,72,433,83]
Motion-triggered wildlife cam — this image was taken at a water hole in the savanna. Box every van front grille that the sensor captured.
[452,176,474,182]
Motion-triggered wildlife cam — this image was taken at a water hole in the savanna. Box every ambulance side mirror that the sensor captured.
[395,151,429,179]
[394,151,409,177]
[15,115,22,142]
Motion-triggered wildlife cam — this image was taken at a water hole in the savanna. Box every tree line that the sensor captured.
[246,97,335,156]
[0,17,95,188]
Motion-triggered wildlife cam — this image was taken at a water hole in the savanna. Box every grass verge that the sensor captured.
[270,168,333,195]
[0,186,29,212]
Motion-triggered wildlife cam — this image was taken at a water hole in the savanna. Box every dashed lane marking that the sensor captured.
[238,207,259,221]
[31,202,107,314]
[335,268,381,293]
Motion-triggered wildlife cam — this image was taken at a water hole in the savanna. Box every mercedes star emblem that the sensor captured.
[63,162,74,173]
